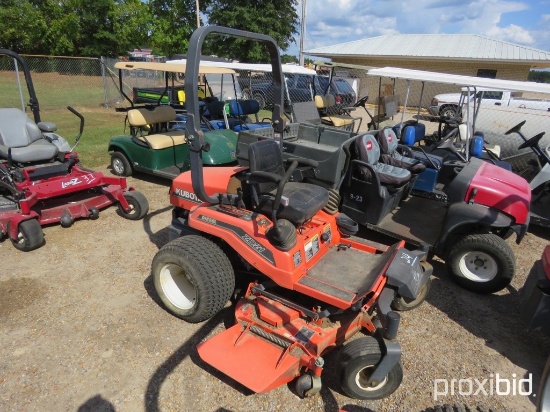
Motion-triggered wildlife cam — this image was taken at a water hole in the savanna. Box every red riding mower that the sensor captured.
[0,49,148,251]
[151,26,432,400]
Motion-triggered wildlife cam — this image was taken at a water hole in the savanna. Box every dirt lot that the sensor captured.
[1,169,549,412]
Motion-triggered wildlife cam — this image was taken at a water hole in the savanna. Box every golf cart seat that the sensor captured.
[248,139,329,226]
[376,127,426,175]
[315,95,362,132]
[354,133,411,187]
[0,108,59,163]
[127,106,186,149]
[227,100,271,131]
[339,134,412,225]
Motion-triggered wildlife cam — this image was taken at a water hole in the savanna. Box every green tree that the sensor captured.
[0,1,47,53]
[148,0,204,58]
[204,0,299,62]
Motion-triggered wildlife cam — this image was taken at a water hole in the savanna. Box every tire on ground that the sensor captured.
[336,336,403,400]
[151,235,235,323]
[118,191,149,220]
[446,233,515,294]
[10,219,44,251]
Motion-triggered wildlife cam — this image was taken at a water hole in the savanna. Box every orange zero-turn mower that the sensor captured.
[150,26,432,400]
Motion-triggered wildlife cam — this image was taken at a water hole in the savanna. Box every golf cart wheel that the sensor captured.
[118,191,149,220]
[446,233,515,294]
[253,92,267,110]
[391,276,431,311]
[151,235,235,323]
[111,151,132,177]
[439,105,459,119]
[336,336,403,400]
[10,219,44,252]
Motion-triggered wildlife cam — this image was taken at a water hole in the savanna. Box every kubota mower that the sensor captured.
[151,26,431,400]
[0,49,149,251]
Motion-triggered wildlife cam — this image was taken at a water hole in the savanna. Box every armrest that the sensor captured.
[286,157,319,168]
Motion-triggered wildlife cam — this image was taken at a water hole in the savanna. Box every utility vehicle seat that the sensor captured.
[228,100,271,131]
[127,106,186,149]
[354,133,411,187]
[248,139,329,225]
[376,127,426,174]
[315,94,361,131]
[0,108,59,163]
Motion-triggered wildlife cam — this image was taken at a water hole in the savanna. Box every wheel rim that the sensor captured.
[112,157,125,175]
[355,364,388,391]
[458,251,498,282]
[159,263,197,310]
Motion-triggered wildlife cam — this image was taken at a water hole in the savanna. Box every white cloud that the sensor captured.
[486,24,534,44]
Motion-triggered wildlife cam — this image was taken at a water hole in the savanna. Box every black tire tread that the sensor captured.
[336,336,403,400]
[10,219,44,252]
[446,233,515,294]
[111,151,132,177]
[152,235,235,323]
[119,191,149,220]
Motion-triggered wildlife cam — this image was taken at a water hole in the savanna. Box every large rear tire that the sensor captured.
[151,235,235,323]
[10,219,44,251]
[336,337,403,400]
[446,234,515,294]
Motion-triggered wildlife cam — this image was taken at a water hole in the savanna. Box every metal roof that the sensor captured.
[305,34,550,64]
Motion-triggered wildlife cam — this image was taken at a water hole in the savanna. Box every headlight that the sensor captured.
[431,98,439,105]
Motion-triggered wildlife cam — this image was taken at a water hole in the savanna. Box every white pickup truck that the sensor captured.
[429,88,550,117]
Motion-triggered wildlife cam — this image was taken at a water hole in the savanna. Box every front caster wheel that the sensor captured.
[336,337,403,400]
[151,235,235,323]
[446,234,515,294]
[10,219,44,251]
[118,191,149,220]
[391,276,431,311]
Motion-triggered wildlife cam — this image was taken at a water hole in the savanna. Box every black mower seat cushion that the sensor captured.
[258,182,330,225]
[248,139,330,225]
[0,108,59,163]
[355,133,411,187]
[377,127,426,174]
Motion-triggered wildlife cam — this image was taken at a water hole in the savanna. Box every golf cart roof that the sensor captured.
[114,61,236,74]
[367,67,550,94]
[314,61,375,72]
[167,58,316,75]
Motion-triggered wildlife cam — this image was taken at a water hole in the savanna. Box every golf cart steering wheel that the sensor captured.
[505,120,526,135]
[354,95,369,107]
[518,131,546,150]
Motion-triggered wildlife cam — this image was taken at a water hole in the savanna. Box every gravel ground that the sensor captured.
[1,169,549,412]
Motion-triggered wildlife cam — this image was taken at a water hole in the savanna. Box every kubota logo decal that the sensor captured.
[241,234,266,253]
[173,188,201,203]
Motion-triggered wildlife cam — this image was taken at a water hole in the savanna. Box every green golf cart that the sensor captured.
[108,61,240,179]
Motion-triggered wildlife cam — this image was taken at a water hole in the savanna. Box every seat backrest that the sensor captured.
[292,101,321,124]
[127,106,176,127]
[0,108,43,148]
[314,94,336,109]
[355,133,380,166]
[377,127,399,154]
[248,139,285,194]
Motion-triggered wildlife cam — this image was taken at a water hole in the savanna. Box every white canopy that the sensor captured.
[167,59,316,75]
[367,67,550,94]
[114,61,236,74]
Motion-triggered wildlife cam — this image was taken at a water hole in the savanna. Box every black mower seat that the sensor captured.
[355,133,411,187]
[248,139,329,225]
[0,108,59,163]
[377,127,426,174]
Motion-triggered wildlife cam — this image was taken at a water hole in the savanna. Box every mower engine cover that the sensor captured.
[385,249,431,299]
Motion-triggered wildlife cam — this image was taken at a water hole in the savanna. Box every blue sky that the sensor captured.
[291,0,550,56]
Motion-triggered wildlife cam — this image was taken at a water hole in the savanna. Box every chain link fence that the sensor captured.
[1,54,549,173]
